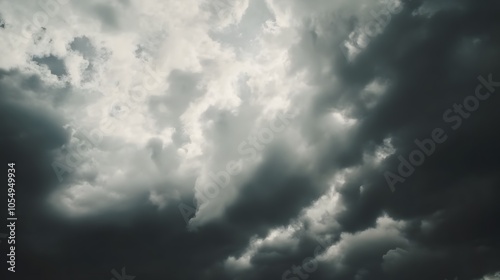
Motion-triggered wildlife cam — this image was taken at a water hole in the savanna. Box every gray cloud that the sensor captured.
[1,0,500,279]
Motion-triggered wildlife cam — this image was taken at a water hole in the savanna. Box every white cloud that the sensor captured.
[0,0,408,227]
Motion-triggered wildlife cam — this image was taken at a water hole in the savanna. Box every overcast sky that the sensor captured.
[1,0,500,279]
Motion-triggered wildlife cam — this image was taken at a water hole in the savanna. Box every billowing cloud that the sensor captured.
[1,0,500,279]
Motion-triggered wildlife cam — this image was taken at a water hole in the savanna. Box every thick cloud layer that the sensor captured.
[1,0,500,279]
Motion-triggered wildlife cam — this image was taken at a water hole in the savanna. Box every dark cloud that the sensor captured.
[70,36,97,60]
[2,0,500,280]
[275,0,500,279]
[33,55,67,78]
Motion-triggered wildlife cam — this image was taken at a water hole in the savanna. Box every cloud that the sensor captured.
[1,0,500,279]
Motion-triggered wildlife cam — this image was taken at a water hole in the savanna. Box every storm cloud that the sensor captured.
[0,0,500,279]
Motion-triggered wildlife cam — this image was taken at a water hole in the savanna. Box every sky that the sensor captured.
[0,0,500,279]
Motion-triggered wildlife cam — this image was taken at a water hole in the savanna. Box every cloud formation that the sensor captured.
[1,0,500,279]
